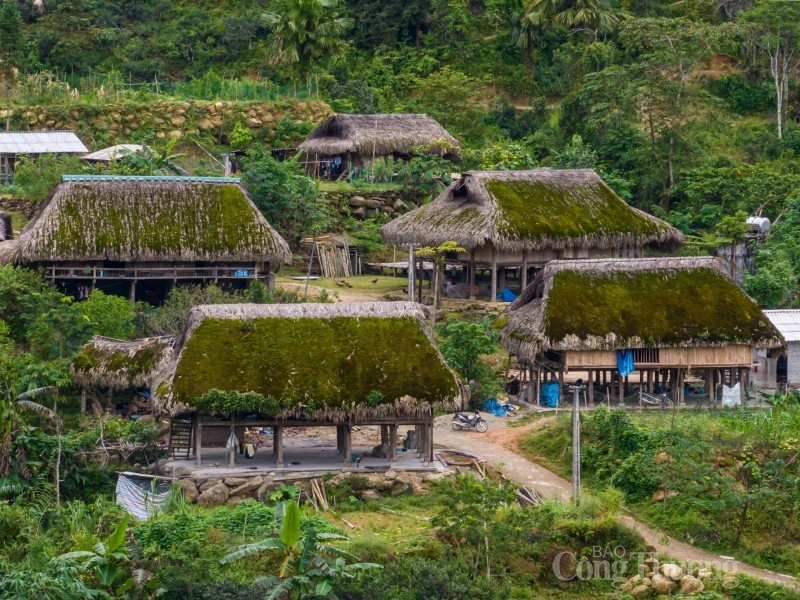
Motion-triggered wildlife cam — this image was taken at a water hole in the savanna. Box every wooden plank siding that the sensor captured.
[563,345,753,370]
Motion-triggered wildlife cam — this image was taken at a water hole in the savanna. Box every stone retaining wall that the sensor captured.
[325,189,427,221]
[177,469,452,508]
[1,99,330,145]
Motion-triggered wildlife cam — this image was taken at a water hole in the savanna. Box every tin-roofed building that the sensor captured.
[0,131,88,184]
[760,310,800,386]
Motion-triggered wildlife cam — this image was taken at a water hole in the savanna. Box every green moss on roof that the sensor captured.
[544,268,774,345]
[173,316,460,411]
[28,182,286,261]
[486,179,667,241]
[73,341,171,387]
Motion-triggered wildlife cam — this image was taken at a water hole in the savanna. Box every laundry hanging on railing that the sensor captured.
[616,349,635,376]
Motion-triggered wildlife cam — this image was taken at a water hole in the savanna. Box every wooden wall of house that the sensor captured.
[456,243,642,267]
[564,344,753,370]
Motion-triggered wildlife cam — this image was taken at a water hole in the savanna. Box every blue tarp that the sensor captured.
[540,381,560,407]
[484,398,506,416]
[617,349,635,376]
[498,287,517,302]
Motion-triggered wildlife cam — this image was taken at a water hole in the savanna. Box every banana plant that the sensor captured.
[221,500,380,599]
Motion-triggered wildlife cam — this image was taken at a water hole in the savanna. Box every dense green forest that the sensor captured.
[2,0,800,304]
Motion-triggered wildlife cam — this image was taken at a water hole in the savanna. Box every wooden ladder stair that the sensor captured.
[168,416,194,460]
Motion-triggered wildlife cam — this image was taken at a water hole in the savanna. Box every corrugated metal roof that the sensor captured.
[82,144,144,161]
[763,310,800,342]
[0,131,88,155]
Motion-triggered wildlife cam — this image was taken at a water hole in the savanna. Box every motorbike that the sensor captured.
[452,409,489,432]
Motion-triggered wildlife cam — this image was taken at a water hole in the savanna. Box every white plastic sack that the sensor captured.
[722,382,740,407]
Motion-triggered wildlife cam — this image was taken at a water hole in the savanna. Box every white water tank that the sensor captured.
[746,216,771,234]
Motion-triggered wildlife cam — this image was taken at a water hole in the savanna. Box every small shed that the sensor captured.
[82,144,145,162]
[382,169,683,301]
[762,310,800,386]
[0,131,88,184]
[72,335,175,414]
[297,114,461,180]
[497,257,784,406]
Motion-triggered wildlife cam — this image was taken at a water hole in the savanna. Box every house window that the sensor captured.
[633,348,659,364]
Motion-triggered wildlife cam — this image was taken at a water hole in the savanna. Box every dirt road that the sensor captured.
[435,413,799,589]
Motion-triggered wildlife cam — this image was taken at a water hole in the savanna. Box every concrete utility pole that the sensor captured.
[572,387,581,505]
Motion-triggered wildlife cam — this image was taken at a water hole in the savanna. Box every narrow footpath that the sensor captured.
[434,415,799,589]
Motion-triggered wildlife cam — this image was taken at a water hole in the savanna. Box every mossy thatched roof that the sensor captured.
[498,257,784,362]
[8,177,291,265]
[381,169,684,252]
[298,114,461,157]
[164,302,466,420]
[72,336,175,392]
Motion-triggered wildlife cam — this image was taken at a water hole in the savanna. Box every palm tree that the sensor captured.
[221,500,380,598]
[262,0,354,78]
[523,0,628,38]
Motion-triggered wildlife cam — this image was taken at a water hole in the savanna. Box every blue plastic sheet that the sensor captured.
[483,398,506,416]
[617,349,635,376]
[540,381,560,407]
[498,287,517,302]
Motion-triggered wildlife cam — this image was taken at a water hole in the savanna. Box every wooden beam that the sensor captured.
[343,424,352,467]
[194,415,202,467]
[490,245,498,303]
[275,425,284,468]
[389,424,398,466]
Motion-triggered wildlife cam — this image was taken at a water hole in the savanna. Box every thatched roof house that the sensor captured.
[381,169,684,300]
[84,302,465,467]
[298,114,461,179]
[0,176,291,303]
[166,302,465,419]
[72,335,175,394]
[497,257,783,406]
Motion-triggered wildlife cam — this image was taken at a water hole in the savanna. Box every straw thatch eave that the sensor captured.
[0,239,18,264]
[381,169,684,252]
[13,179,292,265]
[71,336,175,393]
[498,257,785,363]
[161,301,467,419]
[0,212,11,241]
[298,114,461,157]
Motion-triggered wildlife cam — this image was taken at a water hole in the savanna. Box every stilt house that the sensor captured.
[381,169,684,301]
[73,302,466,467]
[297,114,461,180]
[0,175,291,304]
[497,257,784,405]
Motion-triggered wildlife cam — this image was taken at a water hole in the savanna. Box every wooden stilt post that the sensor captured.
[618,370,624,407]
[708,370,715,408]
[425,415,433,466]
[470,249,477,301]
[389,424,398,466]
[228,415,236,468]
[739,367,748,406]
[194,415,202,467]
[490,245,498,303]
[343,424,352,467]
[521,250,528,291]
[80,387,87,413]
[647,370,653,394]
[558,368,565,406]
[380,425,388,445]
[275,425,284,468]
[587,371,594,406]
